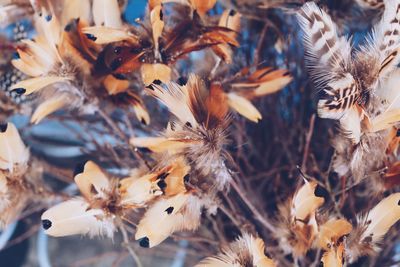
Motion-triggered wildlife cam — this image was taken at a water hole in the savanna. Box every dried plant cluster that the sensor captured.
[0,0,400,266]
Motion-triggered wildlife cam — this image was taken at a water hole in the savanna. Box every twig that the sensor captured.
[301,114,316,171]
[229,178,275,232]
[118,223,143,267]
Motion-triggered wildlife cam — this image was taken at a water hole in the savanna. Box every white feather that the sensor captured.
[92,0,122,28]
[41,198,116,238]
[0,123,29,172]
[361,193,400,242]
[339,107,362,144]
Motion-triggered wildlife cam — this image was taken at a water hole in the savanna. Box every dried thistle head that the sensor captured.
[41,157,195,247]
[131,75,232,189]
[9,9,90,124]
[7,0,150,124]
[195,233,276,267]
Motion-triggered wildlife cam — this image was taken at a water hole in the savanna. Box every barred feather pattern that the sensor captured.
[297,2,351,76]
[356,0,400,87]
[356,0,385,9]
[298,2,357,120]
[374,0,400,62]
[318,73,359,120]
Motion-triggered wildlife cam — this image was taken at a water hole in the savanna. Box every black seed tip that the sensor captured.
[45,15,52,22]
[398,199,400,206]
[397,129,400,137]
[314,184,329,200]
[363,235,373,243]
[183,174,190,183]
[157,172,169,180]
[165,207,174,214]
[13,52,20,59]
[42,219,52,230]
[64,23,72,32]
[130,47,141,54]
[177,76,187,86]
[157,179,167,190]
[153,79,162,85]
[112,73,126,80]
[185,122,192,128]
[73,162,86,176]
[146,84,154,90]
[139,237,150,248]
[0,123,8,133]
[85,33,97,41]
[12,88,26,95]
[229,10,237,16]
[193,10,200,21]
[159,9,164,21]
[114,46,122,54]
[110,58,122,71]
[140,118,147,125]
[136,147,152,154]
